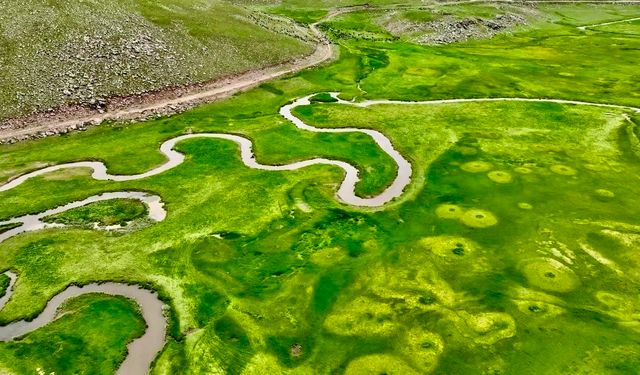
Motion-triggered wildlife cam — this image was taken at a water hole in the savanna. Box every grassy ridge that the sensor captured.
[320,4,640,106]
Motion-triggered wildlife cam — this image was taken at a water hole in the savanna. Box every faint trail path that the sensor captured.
[0,270,166,375]
[0,191,166,244]
[578,16,640,30]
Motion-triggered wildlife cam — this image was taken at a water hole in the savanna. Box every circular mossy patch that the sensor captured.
[456,146,479,156]
[323,296,398,337]
[310,247,347,266]
[460,209,498,228]
[435,204,464,219]
[345,354,419,375]
[521,258,579,293]
[419,236,478,258]
[513,299,566,318]
[461,160,493,173]
[488,170,513,184]
[550,164,577,176]
[514,166,533,174]
[400,328,444,372]
[595,189,615,198]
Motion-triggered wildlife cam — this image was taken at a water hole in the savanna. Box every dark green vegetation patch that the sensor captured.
[0,274,10,300]
[0,223,21,235]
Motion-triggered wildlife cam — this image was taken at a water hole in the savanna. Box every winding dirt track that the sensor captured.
[578,16,640,30]
[3,0,640,142]
[0,17,335,142]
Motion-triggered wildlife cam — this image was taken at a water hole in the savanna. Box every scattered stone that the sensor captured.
[290,343,303,358]
[416,13,527,45]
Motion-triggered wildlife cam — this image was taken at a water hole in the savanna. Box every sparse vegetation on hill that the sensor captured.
[0,0,314,121]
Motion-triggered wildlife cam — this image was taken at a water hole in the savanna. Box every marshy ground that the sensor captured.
[0,1,639,374]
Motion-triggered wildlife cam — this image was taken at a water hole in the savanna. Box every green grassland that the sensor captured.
[317,3,640,105]
[0,2,639,374]
[43,198,148,227]
[0,274,9,300]
[0,294,145,375]
[0,0,313,120]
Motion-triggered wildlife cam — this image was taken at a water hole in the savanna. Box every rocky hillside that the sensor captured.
[0,0,314,121]
[381,4,538,45]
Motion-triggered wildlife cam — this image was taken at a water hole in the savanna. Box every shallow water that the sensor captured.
[2,94,639,373]
[4,94,634,206]
[0,191,166,244]
[0,272,166,375]
[0,94,416,207]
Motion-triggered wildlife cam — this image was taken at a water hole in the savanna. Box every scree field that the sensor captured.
[0,1,639,374]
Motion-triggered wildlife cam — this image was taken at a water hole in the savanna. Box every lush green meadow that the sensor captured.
[0,295,145,374]
[0,2,639,374]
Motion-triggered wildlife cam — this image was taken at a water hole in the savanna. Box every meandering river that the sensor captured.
[0,271,167,375]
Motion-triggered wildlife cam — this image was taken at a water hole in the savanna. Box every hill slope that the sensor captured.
[0,0,314,120]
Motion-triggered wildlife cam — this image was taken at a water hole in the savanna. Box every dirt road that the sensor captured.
[0,19,335,142]
[2,1,639,143]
